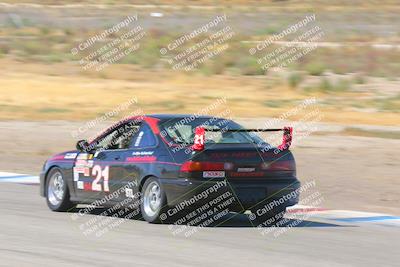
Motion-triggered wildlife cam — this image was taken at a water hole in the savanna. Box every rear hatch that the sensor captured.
[181,144,296,181]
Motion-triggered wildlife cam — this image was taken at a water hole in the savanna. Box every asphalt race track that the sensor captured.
[0,182,399,267]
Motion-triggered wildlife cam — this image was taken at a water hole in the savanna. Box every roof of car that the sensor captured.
[147,114,221,120]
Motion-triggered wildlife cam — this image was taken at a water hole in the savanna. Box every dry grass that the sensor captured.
[0,58,399,125]
[2,0,400,9]
[341,127,400,139]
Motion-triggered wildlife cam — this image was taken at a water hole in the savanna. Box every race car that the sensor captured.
[40,114,300,224]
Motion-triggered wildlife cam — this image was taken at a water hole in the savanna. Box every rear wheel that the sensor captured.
[140,177,167,223]
[46,168,75,212]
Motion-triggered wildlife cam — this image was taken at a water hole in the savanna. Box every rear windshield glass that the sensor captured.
[159,118,264,145]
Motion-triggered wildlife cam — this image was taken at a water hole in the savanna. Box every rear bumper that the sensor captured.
[161,177,300,210]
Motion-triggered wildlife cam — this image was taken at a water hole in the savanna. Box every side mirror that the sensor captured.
[76,140,90,152]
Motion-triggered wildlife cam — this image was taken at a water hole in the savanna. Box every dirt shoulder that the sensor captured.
[0,120,399,215]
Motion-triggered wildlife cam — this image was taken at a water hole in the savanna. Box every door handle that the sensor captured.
[114,156,121,161]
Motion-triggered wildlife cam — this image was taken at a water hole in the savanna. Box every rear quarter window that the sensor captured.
[130,123,157,148]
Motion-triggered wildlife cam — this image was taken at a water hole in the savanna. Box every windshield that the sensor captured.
[159,118,265,145]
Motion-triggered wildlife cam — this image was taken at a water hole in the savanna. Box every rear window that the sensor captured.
[159,118,264,145]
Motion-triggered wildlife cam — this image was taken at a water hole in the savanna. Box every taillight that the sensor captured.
[180,161,225,172]
[261,161,295,171]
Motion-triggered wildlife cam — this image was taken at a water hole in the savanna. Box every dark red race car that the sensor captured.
[40,114,300,224]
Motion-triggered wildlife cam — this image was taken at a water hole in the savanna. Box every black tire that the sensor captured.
[45,167,75,212]
[140,177,167,223]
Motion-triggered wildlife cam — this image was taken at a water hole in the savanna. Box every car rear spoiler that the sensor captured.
[192,126,293,151]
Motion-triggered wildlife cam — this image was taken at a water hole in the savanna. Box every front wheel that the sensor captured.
[46,168,75,212]
[140,177,167,223]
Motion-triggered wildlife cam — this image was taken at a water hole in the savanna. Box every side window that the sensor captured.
[130,123,157,148]
[95,122,140,150]
[95,129,119,150]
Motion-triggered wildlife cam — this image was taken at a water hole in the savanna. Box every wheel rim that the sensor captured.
[47,172,64,206]
[143,181,162,217]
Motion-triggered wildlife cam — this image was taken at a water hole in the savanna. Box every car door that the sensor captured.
[115,122,158,202]
[73,122,138,202]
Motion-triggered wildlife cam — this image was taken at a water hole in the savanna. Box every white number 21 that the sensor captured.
[92,165,109,192]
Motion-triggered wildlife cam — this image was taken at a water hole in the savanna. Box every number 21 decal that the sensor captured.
[92,165,109,192]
